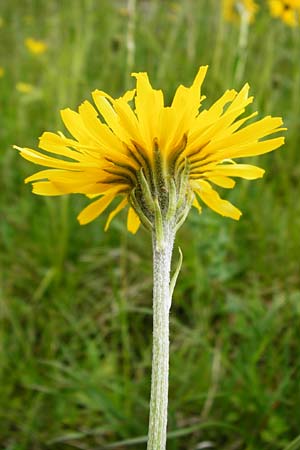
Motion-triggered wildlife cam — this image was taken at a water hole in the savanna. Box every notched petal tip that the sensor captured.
[192,197,202,213]
[79,99,92,110]
[77,194,115,226]
[194,65,209,80]
[240,83,250,94]
[77,215,85,226]
[276,136,285,147]
[77,208,92,225]
[121,88,136,103]
[131,71,147,78]
[60,107,72,115]
[234,211,242,221]
[92,89,113,100]
[195,64,209,77]
[104,197,128,232]
[127,207,141,234]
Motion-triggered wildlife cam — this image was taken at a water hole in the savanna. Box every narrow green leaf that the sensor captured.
[169,247,183,306]
[283,435,300,450]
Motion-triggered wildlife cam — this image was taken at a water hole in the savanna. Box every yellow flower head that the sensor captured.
[15,67,285,234]
[0,66,4,78]
[25,37,47,55]
[16,82,34,93]
[223,0,259,23]
[269,0,300,26]
[16,81,33,94]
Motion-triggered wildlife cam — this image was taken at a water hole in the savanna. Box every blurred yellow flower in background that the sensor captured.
[16,82,34,93]
[223,0,259,23]
[16,67,284,233]
[269,0,300,26]
[25,37,47,55]
[0,67,5,78]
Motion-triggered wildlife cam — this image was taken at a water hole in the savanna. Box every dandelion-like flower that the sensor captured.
[16,66,284,236]
[25,37,47,55]
[269,0,300,26]
[0,66,4,78]
[15,66,285,450]
[16,82,34,94]
[222,0,259,23]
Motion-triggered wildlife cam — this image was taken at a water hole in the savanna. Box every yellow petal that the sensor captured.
[77,194,115,225]
[31,178,113,196]
[78,101,136,164]
[132,72,164,154]
[205,116,284,153]
[104,197,128,231]
[283,9,297,27]
[210,164,265,179]
[15,146,83,170]
[92,90,131,145]
[92,91,117,126]
[172,66,208,114]
[39,132,82,160]
[214,112,258,141]
[39,181,97,195]
[186,106,254,159]
[26,168,104,184]
[169,66,208,142]
[208,175,236,189]
[60,108,93,145]
[192,196,202,213]
[195,181,242,220]
[78,101,118,148]
[189,89,237,137]
[121,89,135,103]
[127,207,141,234]
[196,84,252,140]
[112,97,142,147]
[226,83,252,114]
[31,181,65,196]
[25,169,70,183]
[218,136,285,159]
[157,107,176,149]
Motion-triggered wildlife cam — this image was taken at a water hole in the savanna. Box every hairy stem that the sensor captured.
[147,223,175,450]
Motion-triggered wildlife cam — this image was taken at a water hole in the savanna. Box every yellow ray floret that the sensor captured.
[25,37,47,55]
[268,0,300,27]
[15,66,285,233]
[222,0,259,23]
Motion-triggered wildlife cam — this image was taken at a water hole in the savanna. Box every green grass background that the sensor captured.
[1,0,300,449]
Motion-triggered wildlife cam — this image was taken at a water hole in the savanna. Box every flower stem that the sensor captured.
[147,223,175,450]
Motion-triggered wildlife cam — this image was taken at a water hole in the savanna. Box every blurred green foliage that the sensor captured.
[1,0,300,449]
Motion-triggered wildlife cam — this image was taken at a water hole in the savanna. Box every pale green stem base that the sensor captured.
[147,224,175,450]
